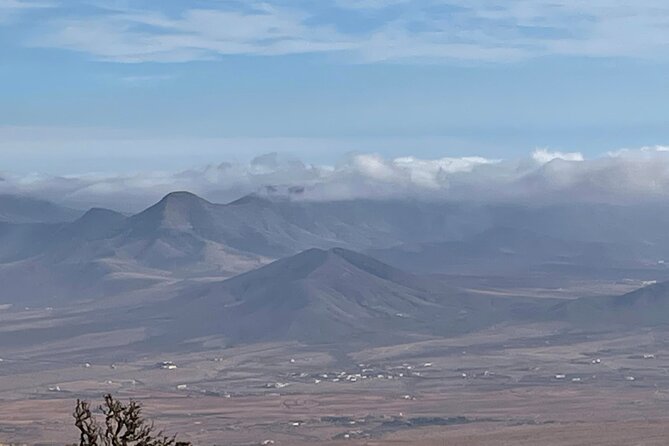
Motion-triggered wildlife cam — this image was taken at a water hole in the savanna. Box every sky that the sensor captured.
[2,0,669,177]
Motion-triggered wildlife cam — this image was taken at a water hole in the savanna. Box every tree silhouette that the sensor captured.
[73,394,188,446]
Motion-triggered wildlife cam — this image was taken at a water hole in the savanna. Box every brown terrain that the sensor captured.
[2,307,669,445]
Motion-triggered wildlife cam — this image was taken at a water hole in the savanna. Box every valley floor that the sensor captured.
[2,315,669,445]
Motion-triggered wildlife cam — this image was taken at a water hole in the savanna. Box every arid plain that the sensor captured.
[2,276,669,446]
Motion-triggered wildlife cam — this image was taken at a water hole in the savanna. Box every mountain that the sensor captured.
[77,191,487,277]
[0,221,60,263]
[115,191,270,274]
[2,190,669,306]
[127,191,214,236]
[148,248,535,344]
[125,191,472,259]
[555,280,669,327]
[0,194,81,223]
[65,207,127,240]
[0,207,162,305]
[368,227,648,277]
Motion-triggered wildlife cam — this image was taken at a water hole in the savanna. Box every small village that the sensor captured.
[31,349,664,398]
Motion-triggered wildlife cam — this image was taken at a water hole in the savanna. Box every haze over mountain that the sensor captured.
[0,194,81,224]
[555,280,669,328]
[0,191,483,303]
[369,226,656,278]
[7,149,669,213]
[1,190,669,307]
[140,247,542,345]
[0,187,668,354]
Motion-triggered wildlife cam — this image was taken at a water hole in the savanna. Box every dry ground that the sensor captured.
[2,316,669,445]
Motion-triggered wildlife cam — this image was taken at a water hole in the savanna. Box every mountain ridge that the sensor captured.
[151,247,533,344]
[0,194,82,224]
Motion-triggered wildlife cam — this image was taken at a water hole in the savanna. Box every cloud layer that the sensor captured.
[3,147,669,212]
[5,0,669,63]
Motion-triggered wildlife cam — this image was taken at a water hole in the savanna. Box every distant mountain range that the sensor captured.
[108,247,547,346]
[0,191,668,347]
[142,249,669,345]
[368,226,650,277]
[0,194,82,224]
[0,191,491,302]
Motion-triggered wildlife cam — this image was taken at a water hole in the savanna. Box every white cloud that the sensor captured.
[32,4,355,63]
[350,154,397,181]
[16,0,669,63]
[607,145,669,157]
[119,74,175,85]
[0,0,50,9]
[5,147,669,211]
[392,155,498,188]
[334,0,411,9]
[532,148,584,164]
[0,0,51,23]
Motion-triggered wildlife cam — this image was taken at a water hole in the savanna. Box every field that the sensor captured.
[2,283,669,446]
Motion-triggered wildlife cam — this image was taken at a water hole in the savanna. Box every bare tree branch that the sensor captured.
[73,394,186,446]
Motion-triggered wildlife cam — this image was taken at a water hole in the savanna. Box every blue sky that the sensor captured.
[1,0,669,174]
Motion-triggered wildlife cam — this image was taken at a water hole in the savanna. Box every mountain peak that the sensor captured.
[225,247,408,290]
[271,247,360,271]
[72,206,126,229]
[177,247,459,343]
[130,191,214,233]
[78,207,125,221]
[158,191,211,206]
[227,185,305,206]
[227,193,273,206]
[66,207,127,239]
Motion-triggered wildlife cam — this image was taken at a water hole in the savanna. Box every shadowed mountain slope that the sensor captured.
[3,191,669,306]
[0,194,81,223]
[148,248,540,344]
[555,280,669,327]
[368,227,646,276]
